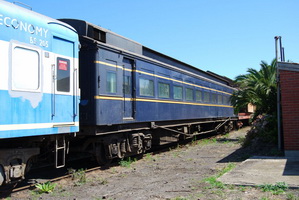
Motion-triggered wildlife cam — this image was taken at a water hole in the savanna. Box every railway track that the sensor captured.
[0,159,106,197]
[0,131,220,197]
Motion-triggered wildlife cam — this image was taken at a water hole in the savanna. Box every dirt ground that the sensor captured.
[8,127,299,199]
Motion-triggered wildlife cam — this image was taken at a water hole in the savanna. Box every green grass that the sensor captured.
[144,153,155,161]
[258,182,288,195]
[197,138,217,146]
[286,192,299,200]
[119,157,134,168]
[203,176,225,189]
[68,168,87,186]
[171,197,190,200]
[217,163,236,177]
[95,177,108,185]
[202,163,236,189]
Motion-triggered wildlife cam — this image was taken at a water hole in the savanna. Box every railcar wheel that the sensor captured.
[0,165,5,186]
[95,144,112,166]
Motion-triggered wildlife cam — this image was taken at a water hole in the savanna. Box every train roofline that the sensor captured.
[60,19,236,90]
[82,35,236,91]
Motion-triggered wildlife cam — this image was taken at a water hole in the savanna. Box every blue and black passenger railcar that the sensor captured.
[61,19,236,163]
[62,19,234,127]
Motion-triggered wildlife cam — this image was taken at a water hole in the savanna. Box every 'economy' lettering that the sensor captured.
[0,14,49,38]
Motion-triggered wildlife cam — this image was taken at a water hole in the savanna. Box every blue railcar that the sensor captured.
[61,19,235,125]
[61,19,237,164]
[0,1,79,185]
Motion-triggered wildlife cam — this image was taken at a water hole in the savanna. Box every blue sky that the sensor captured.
[9,0,299,79]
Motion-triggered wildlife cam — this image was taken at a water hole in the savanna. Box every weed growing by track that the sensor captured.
[119,157,135,168]
[202,163,236,189]
[34,181,57,194]
[197,138,217,146]
[68,168,87,186]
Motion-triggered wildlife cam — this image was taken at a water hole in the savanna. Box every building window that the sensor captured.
[186,88,193,101]
[12,47,40,90]
[158,82,170,98]
[57,57,70,92]
[204,92,210,103]
[139,78,154,96]
[173,85,183,100]
[107,71,117,93]
[196,90,202,102]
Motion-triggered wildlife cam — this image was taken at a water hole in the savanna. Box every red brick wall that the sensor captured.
[280,69,299,150]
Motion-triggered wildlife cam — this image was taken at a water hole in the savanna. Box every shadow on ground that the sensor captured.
[216,137,284,164]
[284,159,299,176]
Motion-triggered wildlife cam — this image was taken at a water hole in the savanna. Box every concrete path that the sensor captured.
[218,156,299,188]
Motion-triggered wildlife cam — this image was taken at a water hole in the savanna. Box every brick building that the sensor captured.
[278,62,299,158]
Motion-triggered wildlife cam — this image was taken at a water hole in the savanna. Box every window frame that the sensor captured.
[223,95,230,105]
[211,93,217,104]
[217,94,223,105]
[139,77,154,97]
[173,85,183,100]
[203,91,210,103]
[56,57,71,93]
[11,45,41,92]
[185,87,194,101]
[158,82,170,98]
[195,90,203,102]
[106,71,117,94]
[123,75,131,95]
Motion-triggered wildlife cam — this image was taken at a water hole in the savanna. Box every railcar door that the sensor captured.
[123,58,135,120]
[52,36,76,125]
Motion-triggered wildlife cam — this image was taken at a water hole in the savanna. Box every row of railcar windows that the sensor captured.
[139,78,230,105]
[105,72,231,105]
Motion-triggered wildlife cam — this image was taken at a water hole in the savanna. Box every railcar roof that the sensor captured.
[60,19,233,87]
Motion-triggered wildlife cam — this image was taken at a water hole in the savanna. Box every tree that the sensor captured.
[230,59,277,118]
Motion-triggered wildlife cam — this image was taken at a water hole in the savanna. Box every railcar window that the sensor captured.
[57,57,70,92]
[196,90,202,102]
[12,47,39,90]
[218,95,223,104]
[107,72,117,93]
[173,86,183,100]
[124,75,131,94]
[211,93,217,104]
[223,96,227,105]
[139,78,154,96]
[223,96,230,105]
[158,82,170,98]
[204,92,210,103]
[186,88,193,101]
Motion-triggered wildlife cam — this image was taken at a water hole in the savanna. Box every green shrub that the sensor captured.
[242,115,277,147]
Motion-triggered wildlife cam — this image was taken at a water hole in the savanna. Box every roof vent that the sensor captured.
[87,25,106,43]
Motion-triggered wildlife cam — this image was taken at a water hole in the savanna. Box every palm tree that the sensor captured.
[231,59,277,118]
